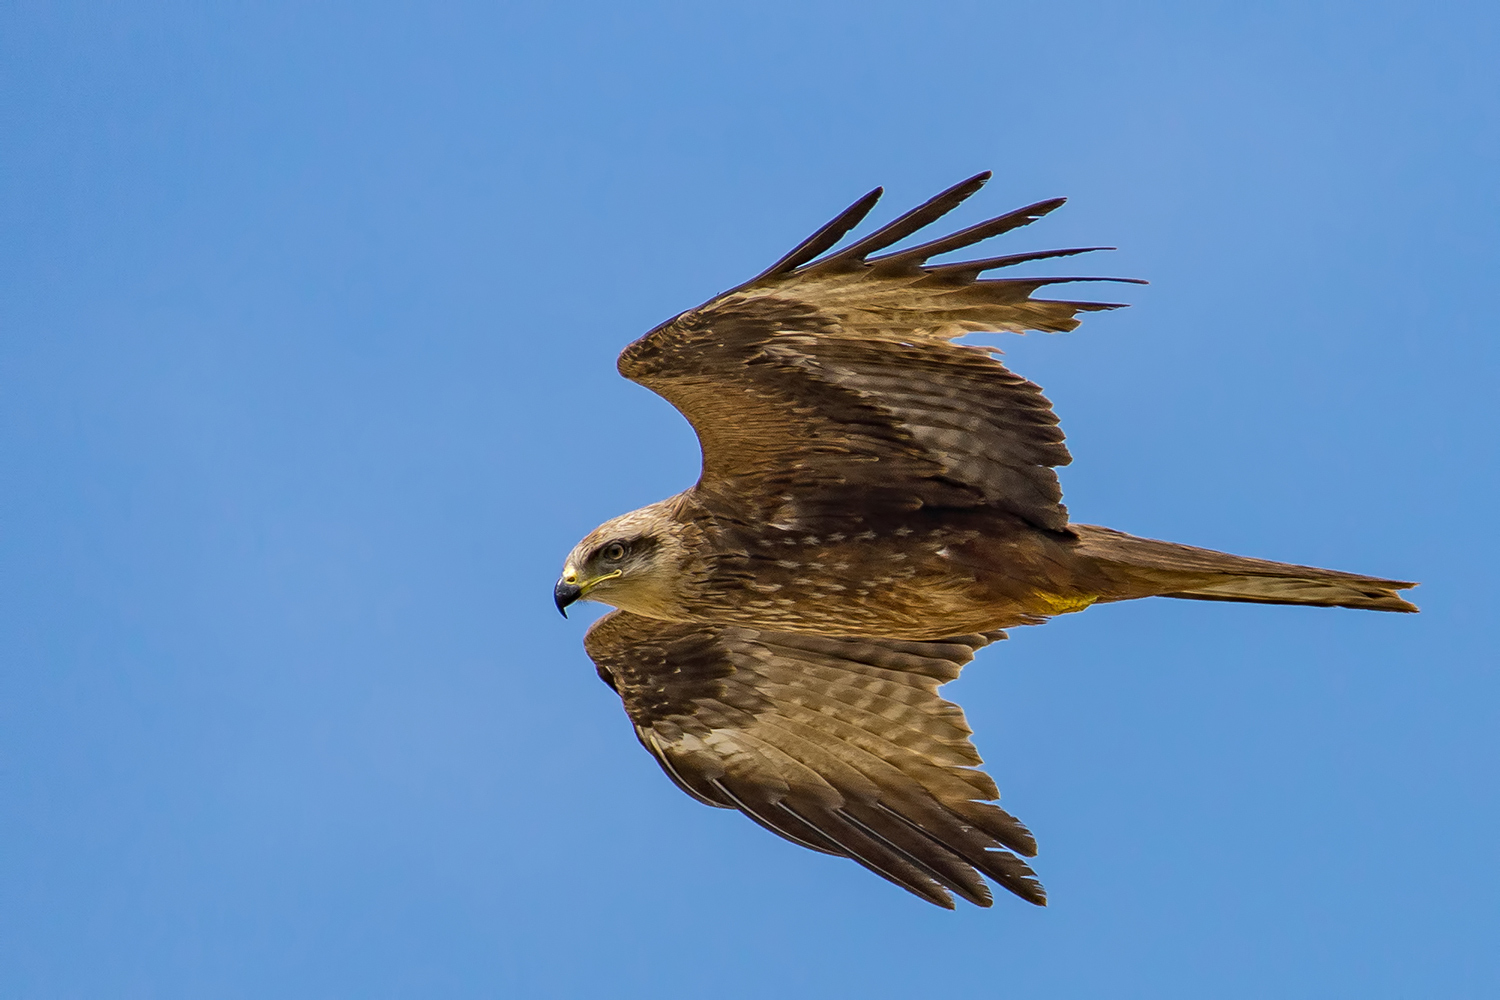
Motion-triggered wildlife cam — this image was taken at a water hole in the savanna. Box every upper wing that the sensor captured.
[583,609,1044,909]
[619,172,1143,532]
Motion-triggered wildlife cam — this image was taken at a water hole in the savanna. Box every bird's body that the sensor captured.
[588,496,1099,637]
[555,173,1417,909]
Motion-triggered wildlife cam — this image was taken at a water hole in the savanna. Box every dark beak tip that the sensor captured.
[554,580,583,618]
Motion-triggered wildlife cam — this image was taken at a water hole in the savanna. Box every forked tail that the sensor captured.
[1071,524,1419,613]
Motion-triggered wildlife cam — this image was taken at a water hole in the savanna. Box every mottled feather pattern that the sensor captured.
[585,611,1043,908]
[626,298,1075,531]
[761,332,1072,528]
[617,171,1133,534]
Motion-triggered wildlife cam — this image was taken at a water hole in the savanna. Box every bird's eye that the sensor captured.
[602,542,626,562]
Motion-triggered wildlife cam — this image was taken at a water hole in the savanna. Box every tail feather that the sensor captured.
[1071,524,1419,613]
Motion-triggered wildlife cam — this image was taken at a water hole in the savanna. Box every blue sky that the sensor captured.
[3,2,1497,996]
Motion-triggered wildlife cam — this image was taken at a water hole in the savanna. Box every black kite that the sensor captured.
[554,173,1417,908]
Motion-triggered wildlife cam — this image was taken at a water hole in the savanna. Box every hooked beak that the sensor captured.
[554,579,583,617]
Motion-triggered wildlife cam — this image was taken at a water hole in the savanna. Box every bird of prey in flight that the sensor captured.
[554,172,1417,909]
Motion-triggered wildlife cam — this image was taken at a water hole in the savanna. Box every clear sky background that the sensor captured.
[4,2,1497,997]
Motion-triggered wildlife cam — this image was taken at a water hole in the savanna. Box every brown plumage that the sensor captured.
[555,172,1418,909]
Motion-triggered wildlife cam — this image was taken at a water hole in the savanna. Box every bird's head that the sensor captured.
[555,503,685,619]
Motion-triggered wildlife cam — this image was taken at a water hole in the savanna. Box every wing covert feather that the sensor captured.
[584,610,1044,908]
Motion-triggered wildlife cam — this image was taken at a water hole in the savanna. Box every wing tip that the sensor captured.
[961,169,994,193]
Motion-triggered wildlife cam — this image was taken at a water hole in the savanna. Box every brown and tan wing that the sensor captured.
[619,172,1143,532]
[583,609,1045,909]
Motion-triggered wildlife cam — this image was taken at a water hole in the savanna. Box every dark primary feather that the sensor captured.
[585,610,1045,909]
[818,171,993,265]
[924,245,1114,281]
[618,177,1140,532]
[747,186,884,283]
[863,196,1067,270]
